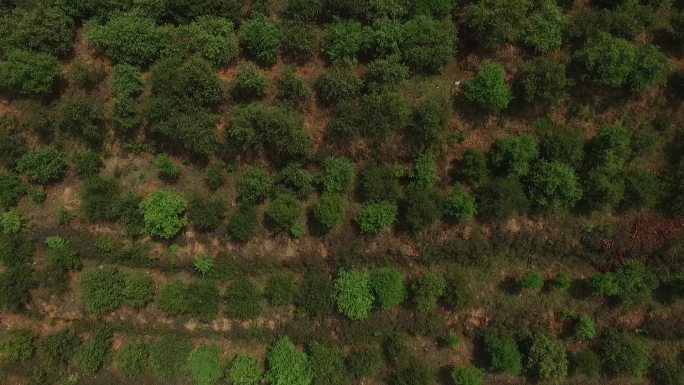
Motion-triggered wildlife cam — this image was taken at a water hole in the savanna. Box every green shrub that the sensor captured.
[148,55,223,112]
[315,68,362,106]
[370,268,405,309]
[172,16,238,68]
[320,157,355,193]
[443,271,474,310]
[53,93,105,145]
[295,273,334,319]
[519,269,544,291]
[1,210,23,234]
[233,63,268,101]
[276,163,315,198]
[463,61,511,113]
[443,185,476,221]
[523,1,566,53]
[579,32,636,88]
[78,266,125,315]
[157,280,190,316]
[312,192,344,232]
[457,149,489,186]
[393,360,432,385]
[589,260,658,305]
[412,272,446,312]
[148,334,193,380]
[36,330,80,371]
[553,273,571,290]
[309,341,347,385]
[116,341,147,376]
[188,196,225,231]
[193,255,215,276]
[188,343,222,385]
[464,0,530,50]
[363,57,409,91]
[322,20,366,63]
[335,269,374,320]
[204,163,225,191]
[81,176,119,222]
[572,350,600,377]
[490,136,539,177]
[0,329,34,362]
[228,204,258,242]
[266,336,313,385]
[407,93,450,149]
[73,152,102,178]
[451,366,484,385]
[574,315,597,341]
[111,96,142,133]
[0,5,74,57]
[540,127,584,168]
[239,14,280,65]
[399,15,456,73]
[621,169,662,210]
[69,60,106,90]
[403,187,443,232]
[16,148,67,185]
[27,187,47,203]
[155,154,181,181]
[46,236,81,270]
[123,272,153,309]
[519,57,570,104]
[281,20,317,63]
[0,50,62,99]
[86,10,172,66]
[225,278,261,319]
[277,66,310,108]
[187,281,220,321]
[484,332,522,375]
[139,190,186,239]
[526,333,568,381]
[265,274,297,306]
[358,201,398,234]
[238,166,273,203]
[528,161,583,210]
[266,194,303,236]
[74,327,112,375]
[348,347,383,379]
[227,354,263,385]
[359,164,402,203]
[365,18,403,59]
[649,358,684,385]
[599,329,649,378]
[283,0,322,21]
[628,43,673,93]
[111,64,143,98]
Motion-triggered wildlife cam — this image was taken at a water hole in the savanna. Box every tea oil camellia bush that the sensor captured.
[138,190,187,239]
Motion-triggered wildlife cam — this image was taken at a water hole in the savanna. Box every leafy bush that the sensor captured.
[266,194,303,236]
[187,281,220,321]
[148,55,223,112]
[315,68,361,106]
[572,350,600,377]
[46,236,81,270]
[574,315,597,341]
[281,21,317,63]
[357,201,398,234]
[111,64,143,98]
[348,347,383,379]
[53,93,105,145]
[116,341,147,376]
[589,260,658,305]
[621,169,662,210]
[309,341,347,385]
[484,332,522,375]
[78,266,125,315]
[579,32,635,88]
[553,273,572,290]
[370,268,405,309]
[204,163,225,191]
[312,192,344,232]
[599,329,649,378]
[628,43,672,93]
[320,157,355,193]
[0,6,74,57]
[16,148,67,185]
[322,20,366,63]
[73,152,102,178]
[238,166,273,203]
[403,187,443,232]
[335,269,374,320]
[74,327,112,375]
[490,136,539,177]
[295,273,334,319]
[527,161,582,210]
[36,329,80,371]
[399,15,456,73]
[138,190,186,239]
[0,329,34,362]
[443,271,474,310]
[188,343,222,385]
[187,196,225,231]
[526,333,568,381]
[463,62,511,113]
[277,66,310,108]
[443,185,476,221]
[457,149,489,185]
[283,0,322,21]
[225,278,261,319]
[365,18,403,59]
[266,336,313,385]
[265,274,297,306]
[451,366,484,385]
[110,96,142,133]
[233,63,268,101]
[1,210,23,234]
[157,280,189,316]
[540,127,584,168]
[407,93,450,149]
[155,154,181,181]
[227,354,263,385]
[363,57,409,91]
[359,164,402,203]
[86,11,172,66]
[275,163,315,198]
[412,272,446,312]
[0,264,34,311]
[239,14,280,65]
[148,334,193,380]
[519,269,544,290]
[172,16,238,68]
[68,60,106,90]
[519,57,570,104]
[228,204,258,242]
[523,1,567,53]
[0,50,62,99]
[81,176,119,222]
[464,0,530,50]
[123,272,153,309]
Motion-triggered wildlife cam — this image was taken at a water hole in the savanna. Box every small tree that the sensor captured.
[277,66,310,108]
[490,136,539,177]
[225,278,261,319]
[457,149,489,185]
[322,20,366,63]
[0,50,62,99]
[308,341,347,385]
[370,268,405,309]
[315,68,361,106]
[463,61,512,113]
[484,332,522,375]
[53,94,106,146]
[172,16,238,68]
[238,165,273,203]
[111,64,143,98]
[335,269,374,320]
[78,266,125,315]
[282,21,317,63]
[232,63,268,101]
[357,201,398,234]
[187,196,225,232]
[73,327,112,375]
[519,57,570,104]
[138,190,187,239]
[123,272,153,309]
[407,93,450,149]
[526,333,568,381]
[265,274,297,306]
[155,154,181,181]
[266,194,303,237]
[364,57,409,91]
[520,269,544,291]
[267,336,313,385]
[574,315,597,341]
[312,192,344,232]
[116,341,147,376]
[148,334,193,380]
[188,343,222,385]
[443,185,476,221]
[239,14,280,65]
[0,329,35,363]
[451,366,484,385]
[193,255,215,276]
[16,148,67,185]
[0,6,75,58]
[227,354,262,385]
[412,272,446,312]
[228,204,258,242]
[320,157,355,193]
[579,32,636,88]
[527,161,583,210]
[464,0,531,50]
[599,329,649,378]
[523,1,567,53]
[399,15,456,73]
